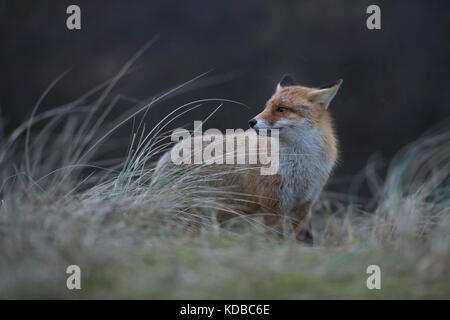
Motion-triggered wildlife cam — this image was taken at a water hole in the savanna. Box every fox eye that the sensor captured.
[277,106,287,112]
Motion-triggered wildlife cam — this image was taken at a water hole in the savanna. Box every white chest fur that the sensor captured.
[275,121,333,212]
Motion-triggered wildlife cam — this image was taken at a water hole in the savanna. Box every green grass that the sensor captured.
[0,52,449,299]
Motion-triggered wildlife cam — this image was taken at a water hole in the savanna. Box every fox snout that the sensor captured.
[248,117,273,131]
[248,118,268,130]
[248,117,275,131]
[248,118,257,128]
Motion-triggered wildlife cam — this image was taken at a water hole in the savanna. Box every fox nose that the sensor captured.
[248,118,257,128]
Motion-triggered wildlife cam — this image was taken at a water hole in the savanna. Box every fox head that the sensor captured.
[248,74,342,143]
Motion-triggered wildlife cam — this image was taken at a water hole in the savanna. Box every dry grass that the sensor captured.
[0,53,449,299]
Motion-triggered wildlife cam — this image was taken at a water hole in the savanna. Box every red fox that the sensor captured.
[156,74,342,242]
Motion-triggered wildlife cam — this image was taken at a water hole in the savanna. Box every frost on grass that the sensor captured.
[0,56,449,298]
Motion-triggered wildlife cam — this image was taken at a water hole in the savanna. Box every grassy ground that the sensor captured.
[0,54,449,299]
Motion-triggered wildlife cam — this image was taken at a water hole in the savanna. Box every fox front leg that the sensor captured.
[289,202,313,244]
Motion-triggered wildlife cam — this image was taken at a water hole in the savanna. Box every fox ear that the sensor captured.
[276,74,297,92]
[309,79,343,109]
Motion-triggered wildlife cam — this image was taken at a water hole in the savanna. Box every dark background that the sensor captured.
[1,0,449,184]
